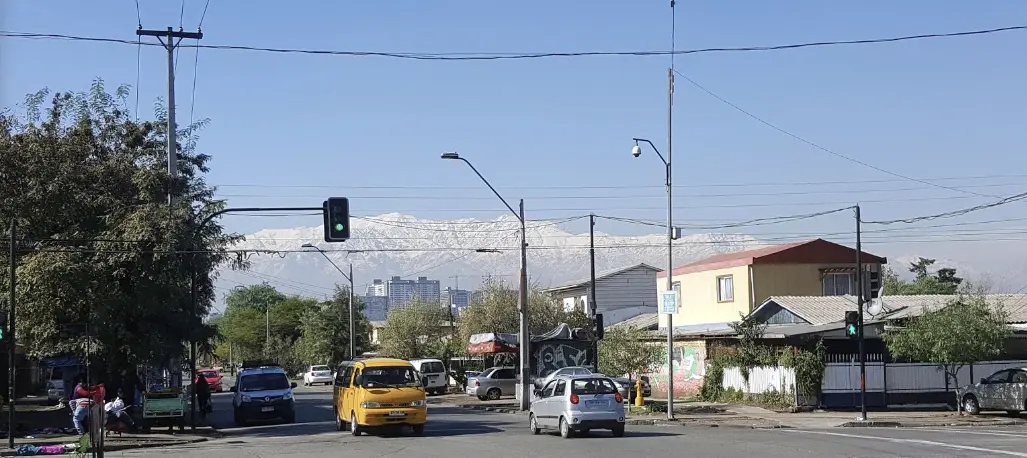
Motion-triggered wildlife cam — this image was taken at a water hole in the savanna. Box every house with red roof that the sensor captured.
[656,238,887,332]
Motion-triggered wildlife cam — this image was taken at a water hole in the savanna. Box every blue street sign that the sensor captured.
[661,291,678,314]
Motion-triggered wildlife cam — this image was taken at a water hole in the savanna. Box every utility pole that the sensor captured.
[7,219,16,450]
[855,204,867,421]
[518,199,530,411]
[664,0,677,421]
[136,26,203,206]
[348,263,355,360]
[589,214,598,367]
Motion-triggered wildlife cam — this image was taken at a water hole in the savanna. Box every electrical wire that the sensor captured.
[673,69,996,199]
[2,25,1021,61]
[598,206,854,230]
[861,191,1027,225]
[198,0,211,28]
[210,173,1027,191]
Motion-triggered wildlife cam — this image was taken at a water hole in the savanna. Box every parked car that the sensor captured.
[466,366,517,401]
[959,367,1027,415]
[534,366,651,403]
[409,358,448,396]
[303,365,334,386]
[529,374,626,438]
[197,368,224,392]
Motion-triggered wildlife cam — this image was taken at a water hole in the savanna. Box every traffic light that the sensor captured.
[594,313,604,340]
[844,311,859,338]
[323,197,351,242]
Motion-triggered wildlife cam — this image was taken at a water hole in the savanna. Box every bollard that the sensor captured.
[634,379,644,407]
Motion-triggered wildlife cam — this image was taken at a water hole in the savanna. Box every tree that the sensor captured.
[597,326,661,379]
[0,81,238,369]
[882,291,1009,411]
[378,301,450,361]
[883,257,964,295]
[295,286,371,365]
[456,276,592,351]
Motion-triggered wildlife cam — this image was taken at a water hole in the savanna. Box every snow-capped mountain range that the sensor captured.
[215,213,985,301]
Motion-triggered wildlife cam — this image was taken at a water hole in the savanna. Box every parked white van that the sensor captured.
[409,358,448,395]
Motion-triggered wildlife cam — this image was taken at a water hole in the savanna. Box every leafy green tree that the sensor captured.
[0,81,238,368]
[597,326,661,379]
[457,276,592,351]
[378,301,450,360]
[883,257,964,295]
[883,291,1009,411]
[295,286,370,365]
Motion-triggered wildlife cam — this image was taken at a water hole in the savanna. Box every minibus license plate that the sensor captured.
[388,411,406,417]
[261,406,274,412]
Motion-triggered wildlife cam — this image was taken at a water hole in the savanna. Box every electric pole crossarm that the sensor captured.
[137,29,203,40]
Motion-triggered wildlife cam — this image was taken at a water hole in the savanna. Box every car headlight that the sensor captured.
[283,392,294,400]
[411,399,426,407]
[241,395,252,402]
[361,401,381,408]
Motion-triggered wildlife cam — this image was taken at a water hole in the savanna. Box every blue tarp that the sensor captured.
[39,356,82,367]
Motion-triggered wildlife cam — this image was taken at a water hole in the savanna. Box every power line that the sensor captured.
[198,0,211,28]
[2,25,1022,61]
[674,69,996,199]
[861,190,1027,225]
[209,173,1027,190]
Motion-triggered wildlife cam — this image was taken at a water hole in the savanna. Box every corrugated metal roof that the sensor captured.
[608,313,659,330]
[755,294,1027,325]
[544,263,660,292]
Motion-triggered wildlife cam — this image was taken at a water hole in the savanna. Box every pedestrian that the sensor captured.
[104,389,137,431]
[194,374,211,417]
[71,375,96,435]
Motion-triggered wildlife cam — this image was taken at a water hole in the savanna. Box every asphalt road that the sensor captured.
[107,384,1027,457]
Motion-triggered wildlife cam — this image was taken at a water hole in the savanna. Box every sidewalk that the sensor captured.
[445,395,1027,429]
[0,427,220,456]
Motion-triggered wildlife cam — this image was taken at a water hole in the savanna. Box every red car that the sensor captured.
[197,369,224,392]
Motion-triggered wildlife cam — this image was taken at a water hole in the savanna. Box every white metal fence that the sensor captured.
[721,360,1027,405]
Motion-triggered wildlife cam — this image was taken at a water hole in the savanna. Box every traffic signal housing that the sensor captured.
[323,197,351,242]
[844,311,859,338]
[594,313,604,340]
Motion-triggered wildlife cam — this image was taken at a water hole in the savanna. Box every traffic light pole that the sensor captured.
[589,214,598,366]
[188,206,322,430]
[7,219,16,450]
[855,204,867,421]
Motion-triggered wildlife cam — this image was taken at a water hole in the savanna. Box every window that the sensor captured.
[672,282,682,307]
[494,369,516,379]
[986,370,1012,384]
[822,273,855,296]
[239,373,289,392]
[419,361,445,373]
[541,381,556,398]
[570,378,618,395]
[717,275,734,302]
[1013,371,1027,384]
[553,380,567,396]
[361,366,418,388]
[336,366,352,386]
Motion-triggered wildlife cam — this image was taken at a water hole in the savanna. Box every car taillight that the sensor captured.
[569,394,579,404]
[475,380,480,387]
[615,393,623,403]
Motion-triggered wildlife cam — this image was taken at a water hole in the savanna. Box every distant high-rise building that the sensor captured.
[366,279,386,297]
[386,276,441,310]
[442,287,470,307]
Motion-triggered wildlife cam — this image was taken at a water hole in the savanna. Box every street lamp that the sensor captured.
[632,137,676,420]
[302,243,356,360]
[441,152,531,411]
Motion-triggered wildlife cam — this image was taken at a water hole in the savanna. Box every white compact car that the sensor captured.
[303,364,334,386]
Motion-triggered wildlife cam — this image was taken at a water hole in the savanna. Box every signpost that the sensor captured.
[660,290,678,315]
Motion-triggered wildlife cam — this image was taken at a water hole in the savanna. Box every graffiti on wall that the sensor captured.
[531,340,593,378]
[648,341,707,398]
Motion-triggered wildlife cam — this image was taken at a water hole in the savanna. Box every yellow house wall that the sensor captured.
[658,264,751,328]
[752,263,883,305]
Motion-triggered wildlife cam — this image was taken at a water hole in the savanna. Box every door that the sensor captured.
[1008,370,1027,411]
[341,366,359,418]
[333,365,350,412]
[494,368,517,394]
[536,380,558,427]
[980,369,1012,410]
[548,379,567,427]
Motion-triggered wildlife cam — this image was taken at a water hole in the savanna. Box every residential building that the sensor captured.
[366,279,386,296]
[386,276,442,310]
[656,239,887,331]
[543,263,661,325]
[362,295,389,321]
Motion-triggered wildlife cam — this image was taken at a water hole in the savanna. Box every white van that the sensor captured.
[409,358,448,395]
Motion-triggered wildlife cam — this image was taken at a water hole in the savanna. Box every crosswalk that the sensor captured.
[785,426,1027,457]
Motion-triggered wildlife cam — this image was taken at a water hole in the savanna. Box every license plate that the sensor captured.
[261,406,274,412]
[388,411,406,417]
[428,375,439,379]
[584,399,609,407]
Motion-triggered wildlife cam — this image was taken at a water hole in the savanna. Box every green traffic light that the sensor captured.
[847,325,856,335]
[334,223,344,231]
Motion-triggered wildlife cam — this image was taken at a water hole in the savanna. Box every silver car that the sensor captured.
[466,366,517,401]
[535,366,651,403]
[529,375,626,438]
[959,367,1027,415]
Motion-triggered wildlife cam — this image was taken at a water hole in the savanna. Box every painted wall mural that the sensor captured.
[647,340,707,398]
[531,340,593,378]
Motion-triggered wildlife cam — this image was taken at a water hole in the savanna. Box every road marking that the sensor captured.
[784,429,1027,457]
[909,427,1027,438]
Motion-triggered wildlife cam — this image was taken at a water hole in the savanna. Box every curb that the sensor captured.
[455,404,788,429]
[840,419,1027,428]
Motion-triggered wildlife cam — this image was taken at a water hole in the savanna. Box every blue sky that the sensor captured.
[3,1,1027,285]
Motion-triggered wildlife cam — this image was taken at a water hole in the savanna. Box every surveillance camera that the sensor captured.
[631,145,642,158]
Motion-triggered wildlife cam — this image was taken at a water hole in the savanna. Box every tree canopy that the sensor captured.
[0,81,237,368]
[377,301,450,361]
[883,257,964,295]
[215,284,370,373]
[597,325,661,379]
